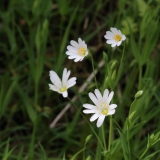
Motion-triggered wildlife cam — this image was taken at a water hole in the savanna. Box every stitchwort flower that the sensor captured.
[66,38,88,62]
[104,27,126,47]
[49,68,77,98]
[83,89,117,127]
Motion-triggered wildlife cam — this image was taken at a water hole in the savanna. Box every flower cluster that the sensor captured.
[49,27,126,127]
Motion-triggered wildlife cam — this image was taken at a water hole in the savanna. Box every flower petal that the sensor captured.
[62,68,67,85]
[67,77,77,84]
[104,31,113,39]
[107,91,114,104]
[48,84,58,92]
[90,114,99,122]
[68,81,76,88]
[66,51,77,56]
[117,29,122,35]
[122,35,126,40]
[96,115,105,127]
[70,40,79,48]
[108,109,115,115]
[103,89,109,99]
[111,43,117,47]
[68,55,77,59]
[89,92,99,106]
[83,104,97,109]
[49,71,62,88]
[80,58,84,61]
[62,91,68,98]
[94,89,103,101]
[78,38,83,44]
[74,57,82,62]
[77,38,87,49]
[82,42,87,49]
[83,110,96,114]
[66,69,71,82]
[111,27,119,34]
[117,41,122,46]
[109,104,117,109]
[67,45,78,53]
[67,77,77,88]
[106,39,116,44]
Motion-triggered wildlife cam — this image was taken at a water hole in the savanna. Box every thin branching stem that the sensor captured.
[108,115,113,151]
[139,147,148,159]
[67,97,105,150]
[138,65,142,89]
[116,42,126,85]
[102,124,107,151]
[89,53,98,89]
[34,83,38,108]
[127,125,131,158]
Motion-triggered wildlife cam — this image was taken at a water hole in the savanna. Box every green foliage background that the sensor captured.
[0,0,160,159]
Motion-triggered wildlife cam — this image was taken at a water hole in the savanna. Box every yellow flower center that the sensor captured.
[78,47,86,56]
[60,87,67,92]
[100,102,109,115]
[102,109,108,115]
[114,34,122,42]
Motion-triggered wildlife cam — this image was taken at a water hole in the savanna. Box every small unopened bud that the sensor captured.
[86,155,91,160]
[42,19,49,31]
[103,77,109,88]
[85,134,92,144]
[110,60,118,70]
[103,52,108,62]
[135,90,143,99]
[111,70,117,81]
[128,111,136,121]
[150,134,154,140]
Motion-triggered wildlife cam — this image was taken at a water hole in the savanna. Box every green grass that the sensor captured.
[0,0,160,159]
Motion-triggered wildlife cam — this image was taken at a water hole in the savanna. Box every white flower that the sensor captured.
[49,68,77,98]
[83,89,117,127]
[66,38,88,62]
[104,27,126,47]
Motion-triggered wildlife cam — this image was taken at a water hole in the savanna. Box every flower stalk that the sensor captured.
[90,53,98,89]
[68,97,105,150]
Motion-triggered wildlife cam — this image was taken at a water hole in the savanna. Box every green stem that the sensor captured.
[67,97,104,150]
[29,120,37,159]
[139,147,148,159]
[35,83,38,107]
[102,124,107,151]
[116,42,126,85]
[108,115,113,151]
[83,143,86,160]
[138,65,142,89]
[89,53,98,89]
[127,126,131,158]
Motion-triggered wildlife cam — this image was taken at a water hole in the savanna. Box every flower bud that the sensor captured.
[135,90,143,99]
[103,52,108,62]
[85,134,92,144]
[104,77,109,87]
[86,155,91,160]
[110,60,118,70]
[111,70,117,81]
